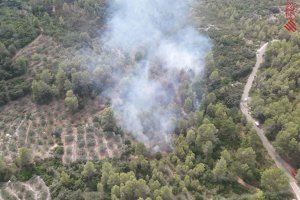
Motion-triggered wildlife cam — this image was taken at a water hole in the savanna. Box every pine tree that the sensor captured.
[64,90,78,113]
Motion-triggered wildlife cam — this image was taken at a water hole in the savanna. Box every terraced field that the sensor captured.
[0,31,124,165]
[61,115,123,164]
[0,176,50,200]
[0,97,123,164]
[12,35,65,76]
[2,34,66,103]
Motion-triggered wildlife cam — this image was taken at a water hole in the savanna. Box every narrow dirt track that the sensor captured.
[25,120,32,144]
[240,42,300,199]
[12,27,44,61]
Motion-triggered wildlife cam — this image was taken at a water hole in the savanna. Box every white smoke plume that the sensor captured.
[86,0,211,149]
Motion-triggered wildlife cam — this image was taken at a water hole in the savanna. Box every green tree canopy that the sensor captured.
[261,168,289,194]
[64,90,78,113]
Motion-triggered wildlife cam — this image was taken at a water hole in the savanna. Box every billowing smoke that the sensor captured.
[86,0,211,149]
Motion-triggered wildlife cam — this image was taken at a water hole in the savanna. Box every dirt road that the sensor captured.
[240,42,300,199]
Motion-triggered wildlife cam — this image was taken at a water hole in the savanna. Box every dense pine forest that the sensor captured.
[0,0,299,199]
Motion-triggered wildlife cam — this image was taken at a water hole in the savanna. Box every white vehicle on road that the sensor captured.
[255,121,260,126]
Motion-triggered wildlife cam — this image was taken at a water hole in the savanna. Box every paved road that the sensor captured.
[240,42,300,200]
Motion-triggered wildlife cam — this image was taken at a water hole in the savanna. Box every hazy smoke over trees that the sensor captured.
[87,0,211,149]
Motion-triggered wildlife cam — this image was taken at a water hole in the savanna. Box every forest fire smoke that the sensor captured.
[88,0,211,149]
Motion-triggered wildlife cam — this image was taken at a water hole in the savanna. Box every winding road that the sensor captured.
[240,42,300,199]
